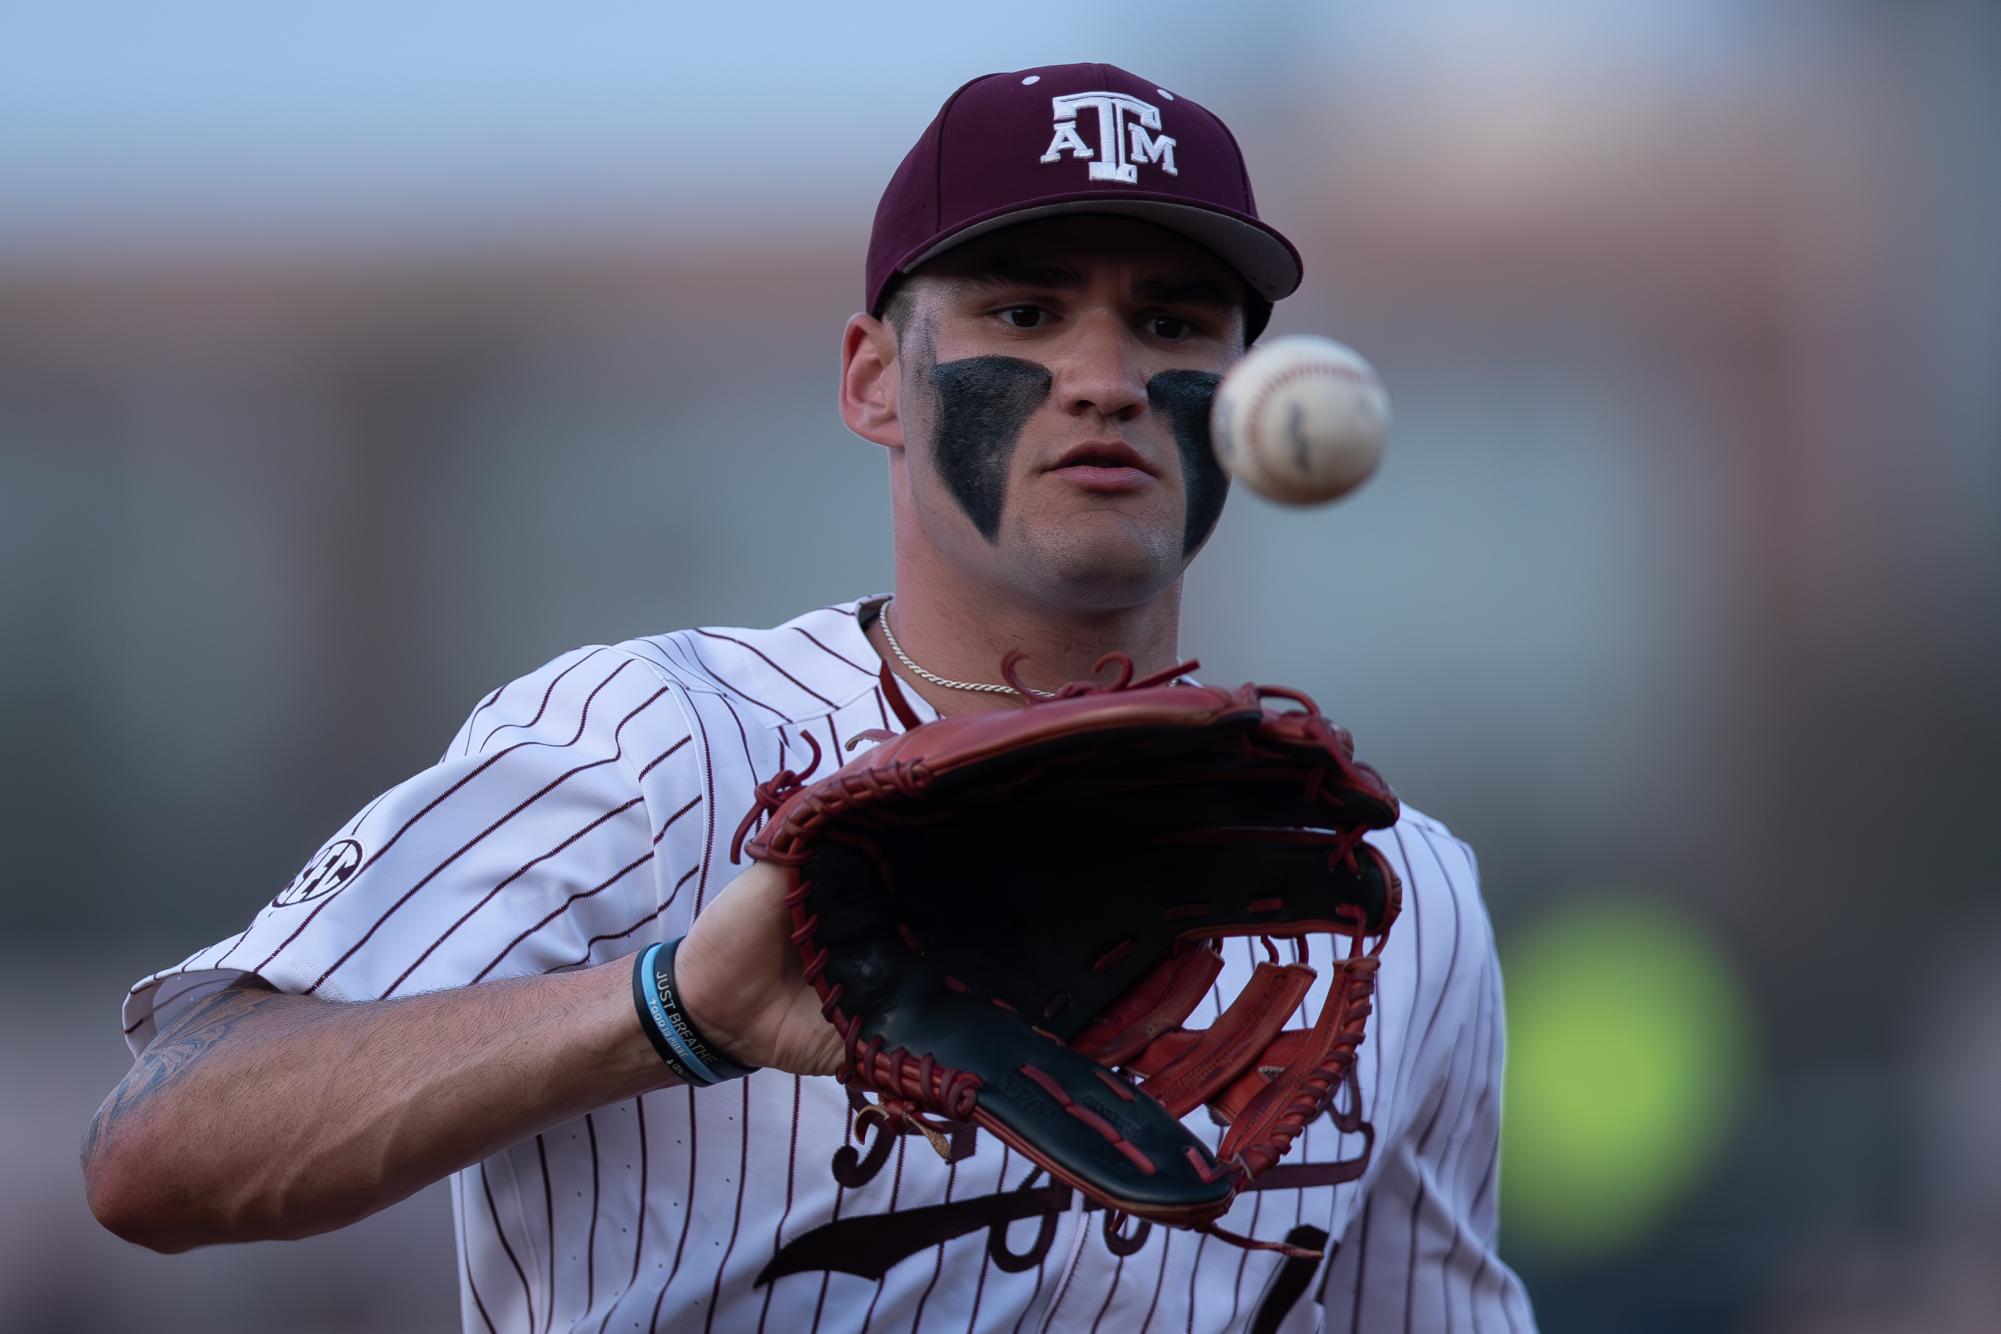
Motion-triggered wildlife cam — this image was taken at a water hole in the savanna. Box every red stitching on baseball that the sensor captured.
[1240,359,1372,483]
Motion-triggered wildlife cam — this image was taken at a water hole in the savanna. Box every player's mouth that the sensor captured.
[1046,440,1155,493]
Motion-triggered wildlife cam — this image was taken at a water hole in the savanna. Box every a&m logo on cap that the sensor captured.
[1039,91,1179,183]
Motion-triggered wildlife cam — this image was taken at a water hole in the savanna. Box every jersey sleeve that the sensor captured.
[1319,824,1539,1332]
[120,645,708,1055]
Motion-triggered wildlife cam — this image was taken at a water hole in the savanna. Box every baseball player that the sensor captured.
[83,63,1537,1332]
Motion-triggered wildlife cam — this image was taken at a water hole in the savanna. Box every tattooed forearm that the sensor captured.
[82,978,285,1165]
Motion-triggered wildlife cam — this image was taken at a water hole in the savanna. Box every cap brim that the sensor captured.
[898,194,1302,303]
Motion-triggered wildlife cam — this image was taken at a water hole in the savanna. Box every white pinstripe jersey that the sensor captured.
[123,595,1536,1333]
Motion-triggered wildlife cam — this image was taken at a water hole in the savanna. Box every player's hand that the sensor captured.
[671,860,845,1077]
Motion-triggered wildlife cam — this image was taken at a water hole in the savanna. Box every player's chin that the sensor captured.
[1022,520,1186,606]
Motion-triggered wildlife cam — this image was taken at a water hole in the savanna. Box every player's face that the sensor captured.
[891,217,1246,612]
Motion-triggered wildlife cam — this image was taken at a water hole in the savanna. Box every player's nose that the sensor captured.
[1054,310,1147,423]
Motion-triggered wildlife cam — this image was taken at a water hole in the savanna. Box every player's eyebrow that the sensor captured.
[956,261,1083,292]
[947,261,1241,318]
[1133,276,1239,308]
[955,262,1238,308]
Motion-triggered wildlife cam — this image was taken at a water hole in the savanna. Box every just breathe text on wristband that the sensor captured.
[631,938,756,1086]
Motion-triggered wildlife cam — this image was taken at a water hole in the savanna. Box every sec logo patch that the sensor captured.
[275,839,363,908]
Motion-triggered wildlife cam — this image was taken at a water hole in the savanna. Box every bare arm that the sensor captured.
[81,958,668,1251]
[83,861,839,1253]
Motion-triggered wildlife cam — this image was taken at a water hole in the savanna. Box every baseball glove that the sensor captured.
[733,653,1401,1254]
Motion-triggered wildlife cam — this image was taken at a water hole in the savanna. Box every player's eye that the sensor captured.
[1146,315,1194,341]
[998,305,1047,330]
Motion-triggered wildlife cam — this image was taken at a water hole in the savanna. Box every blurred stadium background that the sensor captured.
[4,2,1997,1330]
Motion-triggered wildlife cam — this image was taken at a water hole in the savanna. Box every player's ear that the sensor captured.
[840,313,902,450]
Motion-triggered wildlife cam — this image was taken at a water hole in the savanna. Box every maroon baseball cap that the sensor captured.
[866,62,1301,339]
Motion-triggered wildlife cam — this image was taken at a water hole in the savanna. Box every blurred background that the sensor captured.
[4,1,1997,1330]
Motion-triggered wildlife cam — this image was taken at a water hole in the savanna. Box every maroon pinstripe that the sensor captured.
[792,625,874,676]
[806,1092,861,1334]
[1040,1213,1093,1331]
[1386,827,1441,1157]
[1398,831,1466,1326]
[693,628,841,710]
[636,734,693,783]
[1325,967,1389,1329]
[909,1156,961,1330]
[1085,1251,1127,1334]
[1465,971,1509,1334]
[646,1263,673,1332]
[1339,828,1427,1334]
[701,1079,758,1334]
[470,851,653,983]
[460,684,508,758]
[595,1097,650,1334]
[1400,1035,1470,1333]
[461,1173,500,1334]
[962,1143,1013,1334]
[480,1160,536,1329]
[754,1074,807,1334]
[694,692,774,914]
[475,648,618,755]
[1468,980,1502,1227]
[949,1126,1033,1330]
[653,792,700,845]
[1135,1225,1171,1334]
[624,1104,648,1328]
[551,899,670,970]
[1421,844,1499,1334]
[659,1085,699,1303]
[1434,964,1498,1333]
[1436,1016,1494,1325]
[652,1272,676,1328]
[661,862,697,909]
[1346,1196,1376,1334]
[1228,1174,1266,1326]
[671,680,723,920]
[534,1134,556,1334]
[858,1137,913,1334]
[583,1112,602,1316]
[1009,1235,1049,1334]
[676,636,792,726]
[755,718,832,1334]
[1227,940,1270,1327]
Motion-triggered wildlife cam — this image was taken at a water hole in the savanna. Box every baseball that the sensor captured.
[1210,335,1390,505]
